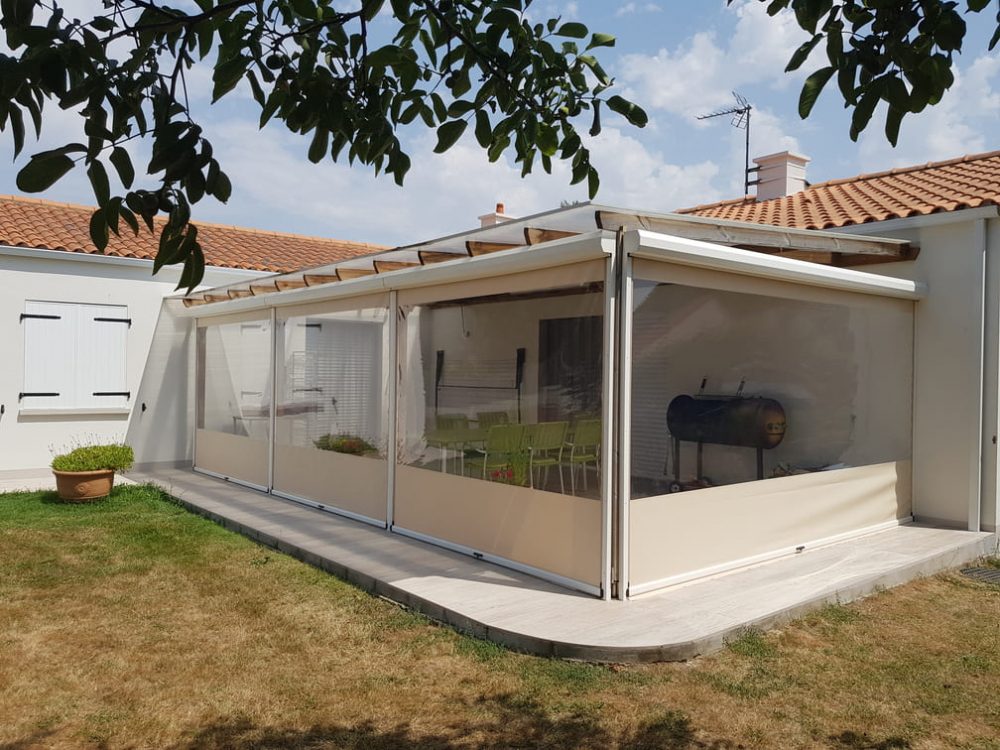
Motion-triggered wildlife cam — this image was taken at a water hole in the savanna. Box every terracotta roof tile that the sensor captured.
[678,150,1000,229]
[0,195,384,272]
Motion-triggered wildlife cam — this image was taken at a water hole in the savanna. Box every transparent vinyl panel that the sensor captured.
[273,302,390,522]
[629,280,914,499]
[394,274,607,590]
[195,316,272,488]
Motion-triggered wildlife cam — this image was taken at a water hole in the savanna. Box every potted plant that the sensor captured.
[51,443,134,502]
[314,434,379,456]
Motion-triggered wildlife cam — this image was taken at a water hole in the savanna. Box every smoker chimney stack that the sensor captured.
[753,152,809,201]
[479,202,515,227]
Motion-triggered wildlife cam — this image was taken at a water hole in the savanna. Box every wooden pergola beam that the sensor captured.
[335,267,376,281]
[303,274,340,286]
[466,240,522,256]
[419,250,466,265]
[374,260,420,273]
[249,281,279,295]
[524,227,578,245]
[596,210,914,259]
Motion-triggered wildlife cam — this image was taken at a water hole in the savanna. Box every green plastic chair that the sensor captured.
[476,411,510,430]
[435,413,469,431]
[563,418,601,495]
[526,421,568,492]
[465,423,526,482]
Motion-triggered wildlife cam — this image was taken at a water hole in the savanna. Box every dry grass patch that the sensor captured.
[2,485,999,749]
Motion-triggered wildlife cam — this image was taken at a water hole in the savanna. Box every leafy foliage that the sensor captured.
[0,0,645,289]
[51,443,135,473]
[314,434,378,455]
[745,0,1000,145]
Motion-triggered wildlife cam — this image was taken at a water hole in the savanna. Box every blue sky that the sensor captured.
[1,1,997,247]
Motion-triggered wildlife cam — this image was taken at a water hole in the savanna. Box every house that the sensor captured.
[6,149,999,615]
[0,195,383,475]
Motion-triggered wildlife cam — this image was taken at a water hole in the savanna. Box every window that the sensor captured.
[21,301,130,411]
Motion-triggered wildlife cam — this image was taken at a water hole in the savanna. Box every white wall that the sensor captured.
[0,249,262,473]
[843,213,998,530]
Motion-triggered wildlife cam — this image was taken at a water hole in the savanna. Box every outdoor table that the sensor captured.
[426,427,488,473]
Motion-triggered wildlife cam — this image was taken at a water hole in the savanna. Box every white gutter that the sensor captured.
[626,230,926,301]
[179,231,616,318]
[0,243,271,280]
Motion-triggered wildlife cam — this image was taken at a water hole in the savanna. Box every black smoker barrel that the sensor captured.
[666,395,786,485]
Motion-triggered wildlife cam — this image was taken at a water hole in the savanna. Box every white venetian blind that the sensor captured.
[21,301,129,411]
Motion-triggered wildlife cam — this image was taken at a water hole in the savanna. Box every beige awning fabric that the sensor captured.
[632,257,914,311]
[275,292,390,320]
[398,259,606,307]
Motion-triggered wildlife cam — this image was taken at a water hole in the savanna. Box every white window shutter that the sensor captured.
[22,301,75,410]
[22,301,128,411]
[77,304,129,409]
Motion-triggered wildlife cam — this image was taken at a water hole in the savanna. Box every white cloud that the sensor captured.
[859,53,1000,169]
[617,2,661,17]
[617,0,808,119]
[196,119,721,245]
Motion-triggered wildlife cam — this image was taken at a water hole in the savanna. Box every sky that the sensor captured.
[1,1,998,247]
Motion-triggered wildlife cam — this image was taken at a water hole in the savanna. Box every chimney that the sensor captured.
[752,151,810,201]
[478,202,515,227]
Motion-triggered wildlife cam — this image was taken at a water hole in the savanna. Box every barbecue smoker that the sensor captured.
[665,380,786,492]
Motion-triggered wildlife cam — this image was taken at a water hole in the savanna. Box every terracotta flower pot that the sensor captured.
[53,469,115,502]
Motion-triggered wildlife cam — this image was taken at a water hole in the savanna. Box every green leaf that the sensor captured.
[87,159,110,206]
[16,151,74,192]
[587,33,615,49]
[308,128,329,163]
[537,123,559,157]
[587,166,599,199]
[785,34,821,72]
[474,109,492,148]
[109,147,134,189]
[606,95,648,127]
[884,105,905,147]
[798,66,835,119]
[556,22,588,39]
[89,207,109,252]
[434,120,467,153]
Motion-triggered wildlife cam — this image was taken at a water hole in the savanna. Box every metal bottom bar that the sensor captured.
[391,524,602,598]
[271,489,387,529]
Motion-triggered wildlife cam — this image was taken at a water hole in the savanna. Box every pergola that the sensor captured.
[179,203,922,598]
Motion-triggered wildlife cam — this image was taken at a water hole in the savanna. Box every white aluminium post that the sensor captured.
[600,253,617,601]
[616,247,634,599]
[386,290,399,530]
[267,306,277,492]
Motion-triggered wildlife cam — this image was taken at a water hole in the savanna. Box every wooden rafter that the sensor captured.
[249,281,279,295]
[335,267,376,281]
[466,240,522,256]
[182,296,208,308]
[227,289,253,299]
[275,278,307,291]
[374,260,420,273]
[303,274,340,286]
[419,250,465,264]
[524,227,578,245]
[203,294,230,303]
[596,210,914,260]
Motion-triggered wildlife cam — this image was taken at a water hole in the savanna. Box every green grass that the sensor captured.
[2,484,1000,749]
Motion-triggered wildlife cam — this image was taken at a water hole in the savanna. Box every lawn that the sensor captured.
[2,485,999,749]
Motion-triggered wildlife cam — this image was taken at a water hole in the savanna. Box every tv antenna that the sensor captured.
[697,92,756,196]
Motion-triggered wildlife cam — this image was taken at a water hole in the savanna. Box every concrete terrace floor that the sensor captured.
[121,468,1000,662]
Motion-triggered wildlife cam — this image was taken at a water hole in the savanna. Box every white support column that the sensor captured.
[616,247,634,599]
[600,254,617,601]
[267,307,277,493]
[387,291,399,530]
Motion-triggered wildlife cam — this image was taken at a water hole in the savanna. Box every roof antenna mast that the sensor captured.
[697,92,757,196]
